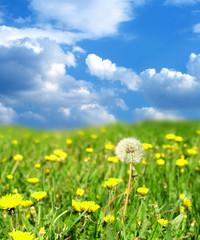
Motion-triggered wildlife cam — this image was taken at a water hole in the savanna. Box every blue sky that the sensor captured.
[0,0,200,128]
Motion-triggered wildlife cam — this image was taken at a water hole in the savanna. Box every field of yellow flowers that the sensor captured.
[0,121,200,240]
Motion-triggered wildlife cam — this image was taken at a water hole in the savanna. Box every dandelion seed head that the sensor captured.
[115,138,144,164]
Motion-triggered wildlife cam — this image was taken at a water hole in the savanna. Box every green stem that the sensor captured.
[9,212,13,230]
[11,161,19,175]
[53,210,69,226]
[122,163,132,223]
[38,204,41,227]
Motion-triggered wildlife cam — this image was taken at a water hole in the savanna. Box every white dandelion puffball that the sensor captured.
[115,138,144,164]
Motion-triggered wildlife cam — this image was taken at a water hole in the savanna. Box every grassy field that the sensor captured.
[0,121,200,240]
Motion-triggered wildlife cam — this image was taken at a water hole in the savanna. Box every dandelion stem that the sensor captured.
[9,212,13,230]
[11,160,19,175]
[38,204,41,227]
[53,210,69,225]
[122,163,132,223]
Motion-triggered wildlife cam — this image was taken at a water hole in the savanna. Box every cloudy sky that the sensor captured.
[0,0,200,128]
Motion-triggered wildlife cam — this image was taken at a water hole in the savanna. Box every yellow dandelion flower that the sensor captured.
[142,160,148,166]
[76,188,84,196]
[45,168,50,174]
[156,159,165,166]
[103,215,115,224]
[157,218,168,226]
[175,136,183,142]
[176,159,188,167]
[137,186,149,195]
[9,230,36,240]
[180,194,186,200]
[187,149,197,156]
[7,174,13,180]
[180,206,185,213]
[108,156,118,163]
[31,191,47,201]
[21,200,34,207]
[86,148,93,153]
[35,164,41,169]
[0,194,23,210]
[44,154,57,161]
[165,134,176,140]
[142,143,153,150]
[183,198,192,208]
[27,178,39,184]
[66,139,73,145]
[54,149,67,159]
[103,178,123,189]
[72,200,100,213]
[13,154,23,161]
[155,153,161,159]
[72,199,81,211]
[105,143,115,150]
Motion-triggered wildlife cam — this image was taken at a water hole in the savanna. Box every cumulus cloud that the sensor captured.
[0,39,120,127]
[86,54,141,91]
[141,66,200,109]
[133,107,181,121]
[0,40,76,95]
[30,0,134,38]
[0,25,88,47]
[78,103,115,125]
[187,53,200,79]
[0,103,17,124]
[86,52,200,110]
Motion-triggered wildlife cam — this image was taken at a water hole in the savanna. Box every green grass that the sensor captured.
[0,121,200,239]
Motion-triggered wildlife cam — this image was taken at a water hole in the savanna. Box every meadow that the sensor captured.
[0,121,200,240]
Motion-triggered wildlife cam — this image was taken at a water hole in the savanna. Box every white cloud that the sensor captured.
[141,66,200,109]
[72,46,86,54]
[0,103,17,124]
[20,111,46,122]
[60,107,71,117]
[47,63,66,77]
[86,54,141,91]
[0,25,88,47]
[44,82,58,92]
[30,0,134,38]
[0,41,118,127]
[79,104,116,125]
[115,98,129,110]
[187,53,200,80]
[134,107,181,121]
[165,0,200,5]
